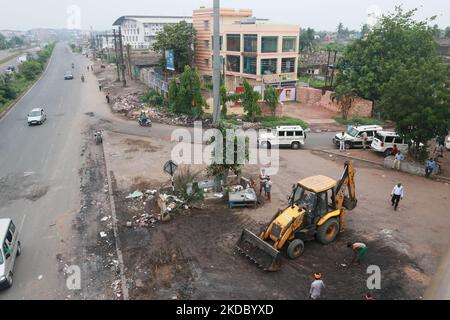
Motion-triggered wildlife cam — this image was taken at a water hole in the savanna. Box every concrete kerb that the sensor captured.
[313,149,450,184]
[0,46,56,121]
[101,132,130,300]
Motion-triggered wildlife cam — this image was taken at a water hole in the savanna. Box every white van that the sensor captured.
[371,131,409,157]
[333,125,383,149]
[0,219,21,289]
[259,126,307,150]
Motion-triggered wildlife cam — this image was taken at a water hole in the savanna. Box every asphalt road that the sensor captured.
[0,43,86,299]
[0,47,41,74]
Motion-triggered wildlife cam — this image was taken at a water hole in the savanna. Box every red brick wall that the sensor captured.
[296,87,372,117]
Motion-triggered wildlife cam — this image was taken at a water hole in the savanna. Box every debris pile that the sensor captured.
[111,93,146,114]
[111,279,123,298]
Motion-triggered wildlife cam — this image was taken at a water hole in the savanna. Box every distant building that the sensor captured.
[193,7,299,92]
[112,15,192,50]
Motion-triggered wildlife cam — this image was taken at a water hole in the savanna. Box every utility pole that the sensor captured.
[113,29,121,82]
[118,27,127,87]
[126,44,134,80]
[212,0,221,125]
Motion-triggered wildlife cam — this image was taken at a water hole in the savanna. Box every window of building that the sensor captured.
[243,57,257,75]
[227,55,241,73]
[205,58,210,67]
[282,37,297,52]
[226,34,241,52]
[204,20,209,29]
[261,36,278,53]
[281,58,296,73]
[204,40,210,49]
[244,34,257,53]
[261,59,278,75]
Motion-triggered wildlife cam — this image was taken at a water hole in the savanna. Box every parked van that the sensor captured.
[259,126,307,150]
[333,125,383,149]
[371,131,409,157]
[0,219,21,289]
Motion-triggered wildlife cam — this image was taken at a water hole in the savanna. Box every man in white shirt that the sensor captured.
[339,132,346,152]
[309,273,325,300]
[391,183,404,211]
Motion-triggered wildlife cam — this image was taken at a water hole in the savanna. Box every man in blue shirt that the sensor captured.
[425,158,437,178]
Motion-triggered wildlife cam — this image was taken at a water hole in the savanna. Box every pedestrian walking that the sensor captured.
[339,132,346,152]
[362,131,368,150]
[425,158,437,178]
[347,242,368,264]
[265,177,273,202]
[309,273,325,300]
[391,183,404,211]
[392,151,404,170]
[99,83,102,92]
[105,93,110,104]
[259,169,268,195]
[87,66,89,72]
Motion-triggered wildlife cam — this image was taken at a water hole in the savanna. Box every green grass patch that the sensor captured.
[333,116,384,126]
[259,116,309,129]
[298,76,326,88]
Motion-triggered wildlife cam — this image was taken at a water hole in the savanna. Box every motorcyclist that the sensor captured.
[139,111,148,125]
[72,63,74,69]
[81,74,85,82]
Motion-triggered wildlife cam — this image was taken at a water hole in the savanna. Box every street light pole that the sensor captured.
[212,0,221,125]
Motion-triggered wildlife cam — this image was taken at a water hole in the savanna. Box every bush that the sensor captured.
[173,167,204,205]
[140,90,164,107]
[259,116,309,129]
[19,60,43,81]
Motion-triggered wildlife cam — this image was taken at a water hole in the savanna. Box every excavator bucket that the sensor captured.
[236,229,281,272]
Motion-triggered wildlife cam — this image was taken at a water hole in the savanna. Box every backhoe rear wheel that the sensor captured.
[287,239,305,260]
[316,218,340,245]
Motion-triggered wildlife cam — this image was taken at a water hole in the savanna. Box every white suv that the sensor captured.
[371,131,408,157]
[259,126,307,150]
[333,125,383,149]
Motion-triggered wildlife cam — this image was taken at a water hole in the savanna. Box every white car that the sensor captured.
[446,137,450,150]
[333,125,383,149]
[371,131,409,157]
[259,126,307,150]
[27,108,47,126]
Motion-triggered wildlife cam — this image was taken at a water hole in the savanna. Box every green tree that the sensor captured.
[8,36,24,48]
[206,122,249,191]
[300,28,316,53]
[432,24,441,39]
[331,82,357,119]
[360,24,371,38]
[0,34,8,49]
[336,7,440,116]
[19,60,43,81]
[220,84,229,117]
[168,66,205,116]
[0,74,17,102]
[379,60,450,159]
[241,80,261,122]
[152,21,196,73]
[264,87,280,117]
[445,26,450,39]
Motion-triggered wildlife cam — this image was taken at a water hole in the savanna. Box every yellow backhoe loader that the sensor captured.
[236,161,357,271]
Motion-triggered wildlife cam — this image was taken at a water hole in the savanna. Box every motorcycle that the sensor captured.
[94,131,103,145]
[139,118,152,127]
[81,75,85,83]
[72,63,75,69]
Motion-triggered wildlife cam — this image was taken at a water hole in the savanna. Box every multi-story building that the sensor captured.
[193,8,299,92]
[113,15,192,50]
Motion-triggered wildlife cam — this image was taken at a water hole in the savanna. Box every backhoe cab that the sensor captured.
[236,161,357,271]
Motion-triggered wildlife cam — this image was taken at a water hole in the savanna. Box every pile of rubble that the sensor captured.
[111,93,146,114]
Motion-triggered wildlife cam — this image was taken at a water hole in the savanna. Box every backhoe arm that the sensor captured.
[335,161,357,211]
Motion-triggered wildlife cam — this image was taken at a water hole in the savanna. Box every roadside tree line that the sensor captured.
[0,43,55,112]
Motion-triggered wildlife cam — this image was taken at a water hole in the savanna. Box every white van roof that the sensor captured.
[354,125,383,131]
[276,126,304,131]
[377,130,400,137]
[0,219,11,237]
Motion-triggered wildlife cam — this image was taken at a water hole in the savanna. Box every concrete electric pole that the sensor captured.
[118,27,127,87]
[212,0,221,125]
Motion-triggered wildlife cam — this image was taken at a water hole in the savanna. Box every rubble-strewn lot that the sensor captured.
[102,131,450,300]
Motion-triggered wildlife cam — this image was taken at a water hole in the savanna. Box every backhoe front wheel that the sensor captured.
[316,218,340,245]
[287,239,305,259]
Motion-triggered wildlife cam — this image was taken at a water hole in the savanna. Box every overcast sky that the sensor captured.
[1,0,449,31]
